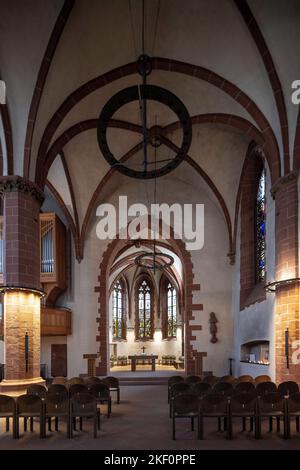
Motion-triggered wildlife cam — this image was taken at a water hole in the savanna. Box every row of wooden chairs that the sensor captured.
[0,392,99,439]
[168,375,299,402]
[52,376,120,403]
[169,380,299,412]
[27,383,112,418]
[171,391,300,440]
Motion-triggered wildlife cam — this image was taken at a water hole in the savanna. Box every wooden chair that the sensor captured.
[0,394,16,438]
[213,382,233,397]
[286,392,300,438]
[234,381,256,394]
[69,383,87,397]
[185,375,202,384]
[27,384,48,399]
[70,393,98,438]
[27,384,48,432]
[237,375,254,384]
[43,393,71,437]
[85,376,102,386]
[103,376,120,404]
[69,376,85,386]
[256,381,277,397]
[228,392,258,439]
[169,382,191,417]
[202,375,218,386]
[254,375,271,385]
[52,377,68,386]
[89,383,112,418]
[167,376,184,403]
[16,395,44,438]
[48,384,69,397]
[191,382,212,398]
[278,381,299,398]
[257,392,287,439]
[199,393,229,439]
[219,375,236,384]
[211,383,233,431]
[172,393,201,440]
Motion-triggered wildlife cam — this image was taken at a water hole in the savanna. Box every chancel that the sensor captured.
[0,0,300,453]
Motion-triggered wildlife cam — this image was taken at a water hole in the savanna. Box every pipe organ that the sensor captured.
[0,213,71,336]
[41,217,54,274]
[40,213,66,291]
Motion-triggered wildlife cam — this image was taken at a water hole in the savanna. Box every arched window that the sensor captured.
[167,282,177,338]
[136,279,153,339]
[255,169,266,282]
[112,280,126,340]
[240,146,266,310]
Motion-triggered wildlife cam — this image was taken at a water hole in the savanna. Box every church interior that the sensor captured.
[0,0,300,451]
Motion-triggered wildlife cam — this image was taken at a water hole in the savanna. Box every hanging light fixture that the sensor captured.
[134,113,174,272]
[97,0,192,179]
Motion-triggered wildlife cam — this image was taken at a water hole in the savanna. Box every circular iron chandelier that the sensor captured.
[134,251,174,271]
[97,55,192,179]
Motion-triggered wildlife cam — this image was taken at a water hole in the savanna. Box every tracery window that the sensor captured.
[255,169,266,282]
[166,282,177,338]
[137,279,153,339]
[112,280,126,340]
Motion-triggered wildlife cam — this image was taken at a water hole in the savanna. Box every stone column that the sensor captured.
[0,176,45,393]
[272,171,300,384]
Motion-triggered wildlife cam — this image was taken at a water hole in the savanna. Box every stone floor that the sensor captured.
[0,385,300,450]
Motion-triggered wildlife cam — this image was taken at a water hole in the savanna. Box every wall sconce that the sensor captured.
[265,277,300,293]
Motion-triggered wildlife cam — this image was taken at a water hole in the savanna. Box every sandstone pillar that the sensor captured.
[273,172,300,384]
[0,176,45,393]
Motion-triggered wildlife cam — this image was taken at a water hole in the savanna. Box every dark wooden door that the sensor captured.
[51,344,67,377]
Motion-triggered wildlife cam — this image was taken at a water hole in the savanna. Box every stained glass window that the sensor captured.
[167,282,177,338]
[256,169,266,282]
[138,280,152,339]
[112,280,125,339]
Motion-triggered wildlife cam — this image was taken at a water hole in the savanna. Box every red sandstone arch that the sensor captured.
[0,140,3,176]
[234,0,290,174]
[95,234,202,376]
[293,108,300,171]
[0,104,13,174]
[43,114,240,261]
[35,58,281,186]
[23,0,75,178]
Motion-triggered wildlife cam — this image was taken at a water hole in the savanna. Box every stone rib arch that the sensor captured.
[95,232,202,376]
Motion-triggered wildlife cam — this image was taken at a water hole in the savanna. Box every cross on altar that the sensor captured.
[142,346,146,353]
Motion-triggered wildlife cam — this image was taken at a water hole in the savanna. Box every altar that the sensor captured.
[128,354,158,371]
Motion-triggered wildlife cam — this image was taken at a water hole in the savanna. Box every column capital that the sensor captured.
[270,170,299,199]
[0,175,44,204]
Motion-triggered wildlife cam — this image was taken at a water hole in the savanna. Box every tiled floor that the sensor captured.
[0,385,300,450]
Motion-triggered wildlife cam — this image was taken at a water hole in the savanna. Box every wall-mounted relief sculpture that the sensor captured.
[209,312,218,343]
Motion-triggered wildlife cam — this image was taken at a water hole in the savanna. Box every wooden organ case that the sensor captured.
[0,213,72,337]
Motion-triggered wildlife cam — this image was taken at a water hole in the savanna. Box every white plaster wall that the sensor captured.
[232,164,276,380]
[249,0,300,168]
[31,0,283,177]
[0,0,63,175]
